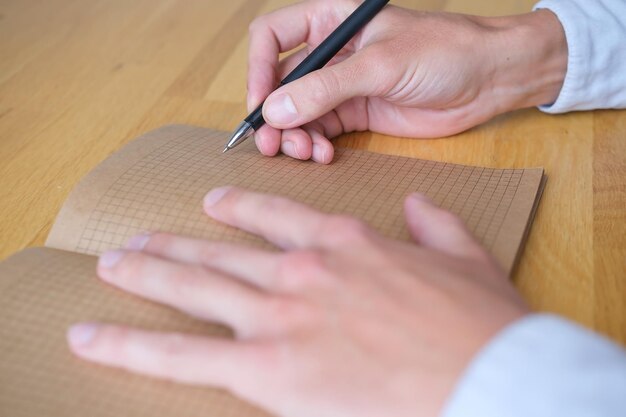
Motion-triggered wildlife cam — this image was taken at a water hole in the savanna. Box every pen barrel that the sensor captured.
[245,103,265,131]
[281,0,390,84]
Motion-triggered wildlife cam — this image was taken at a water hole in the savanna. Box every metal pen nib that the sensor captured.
[223,121,254,153]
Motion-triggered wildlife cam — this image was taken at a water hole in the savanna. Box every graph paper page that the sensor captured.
[0,247,270,417]
[47,125,545,273]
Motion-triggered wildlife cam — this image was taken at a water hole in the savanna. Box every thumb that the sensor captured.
[404,193,487,260]
[263,52,378,129]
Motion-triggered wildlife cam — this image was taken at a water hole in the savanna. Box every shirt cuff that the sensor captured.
[532,0,590,113]
[441,314,626,417]
[532,0,626,113]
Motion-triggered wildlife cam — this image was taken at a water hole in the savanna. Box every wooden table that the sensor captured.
[1,0,624,345]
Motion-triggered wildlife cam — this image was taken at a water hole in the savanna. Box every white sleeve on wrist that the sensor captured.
[441,314,626,417]
[532,0,626,113]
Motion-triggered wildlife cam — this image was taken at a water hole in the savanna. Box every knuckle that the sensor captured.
[276,250,337,292]
[375,38,405,61]
[145,232,172,251]
[153,333,189,376]
[101,326,134,360]
[103,325,129,348]
[246,192,288,216]
[309,70,342,106]
[278,249,329,287]
[372,48,397,74]
[212,188,243,217]
[250,341,286,370]
[264,297,314,327]
[169,266,205,299]
[261,194,290,212]
[114,252,145,279]
[159,333,188,358]
[220,186,241,205]
[198,242,225,261]
[329,0,361,14]
[248,16,267,34]
[283,249,325,270]
[323,215,371,245]
[260,194,307,219]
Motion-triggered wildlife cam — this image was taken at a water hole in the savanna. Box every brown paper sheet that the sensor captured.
[2,125,546,416]
[46,125,545,272]
[0,248,269,417]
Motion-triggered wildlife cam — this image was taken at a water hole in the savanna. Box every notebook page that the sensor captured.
[0,247,270,417]
[46,125,544,273]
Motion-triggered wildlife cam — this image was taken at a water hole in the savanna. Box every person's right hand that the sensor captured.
[247,0,568,163]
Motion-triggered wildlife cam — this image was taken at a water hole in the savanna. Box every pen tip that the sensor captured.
[222,147,229,154]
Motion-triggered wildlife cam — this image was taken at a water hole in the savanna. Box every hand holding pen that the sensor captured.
[228,0,567,164]
[224,0,390,155]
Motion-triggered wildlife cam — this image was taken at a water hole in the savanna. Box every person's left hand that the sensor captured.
[67,187,528,417]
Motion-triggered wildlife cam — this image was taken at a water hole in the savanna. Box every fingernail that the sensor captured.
[126,233,150,251]
[282,141,302,159]
[99,250,124,268]
[204,186,232,208]
[312,144,324,163]
[265,93,298,125]
[68,323,98,347]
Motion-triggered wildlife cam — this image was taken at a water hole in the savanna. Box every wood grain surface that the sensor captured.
[0,0,624,344]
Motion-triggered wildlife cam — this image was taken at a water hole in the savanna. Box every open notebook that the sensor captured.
[0,125,545,416]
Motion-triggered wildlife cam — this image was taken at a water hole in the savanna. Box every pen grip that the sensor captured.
[245,103,265,131]
[244,81,288,130]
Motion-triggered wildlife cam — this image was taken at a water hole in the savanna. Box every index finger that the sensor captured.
[67,323,267,391]
[247,2,315,109]
[247,0,359,108]
[203,187,327,249]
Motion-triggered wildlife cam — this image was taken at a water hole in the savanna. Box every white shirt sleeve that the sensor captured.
[441,314,626,417]
[533,0,626,113]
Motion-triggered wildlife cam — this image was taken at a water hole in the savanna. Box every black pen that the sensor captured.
[223,0,390,153]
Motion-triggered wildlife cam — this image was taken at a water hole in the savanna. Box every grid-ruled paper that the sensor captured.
[47,125,544,272]
[0,248,270,417]
[1,124,545,417]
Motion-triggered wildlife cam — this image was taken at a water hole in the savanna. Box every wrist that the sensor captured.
[483,9,568,112]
